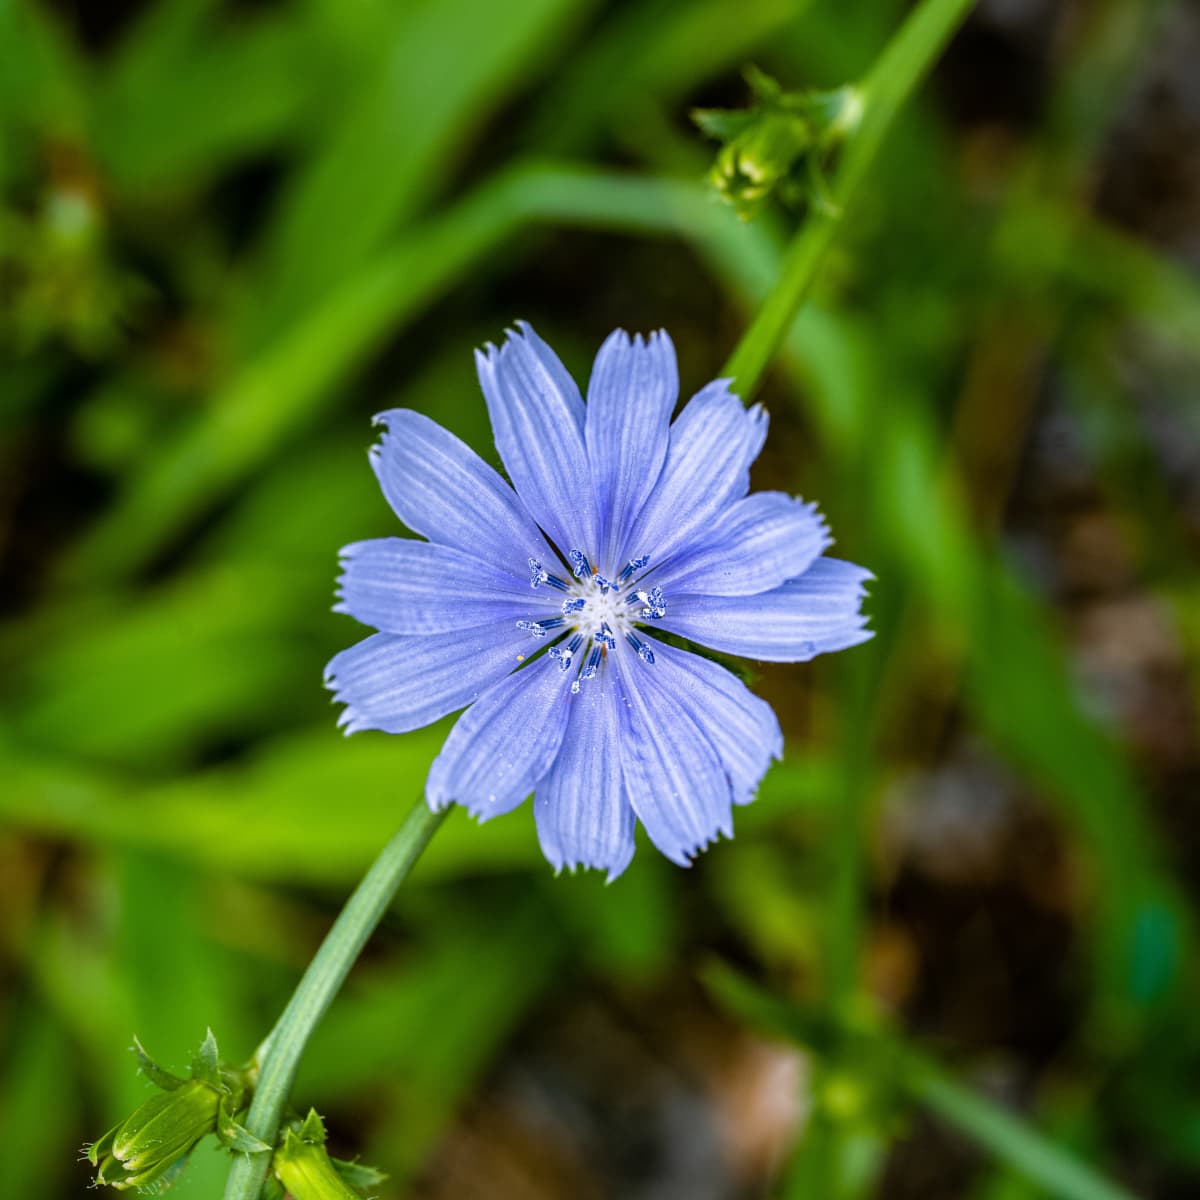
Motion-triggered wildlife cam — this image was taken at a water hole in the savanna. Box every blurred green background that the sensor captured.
[1,0,1198,1197]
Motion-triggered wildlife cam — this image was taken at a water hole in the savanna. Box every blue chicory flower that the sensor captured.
[326,323,872,879]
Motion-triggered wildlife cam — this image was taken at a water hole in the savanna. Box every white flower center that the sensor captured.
[520,550,667,691]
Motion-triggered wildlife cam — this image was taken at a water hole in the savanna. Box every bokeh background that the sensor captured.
[2,0,1198,1197]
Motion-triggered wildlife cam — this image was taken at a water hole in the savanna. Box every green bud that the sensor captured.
[87,1081,220,1191]
[694,67,862,220]
[84,1029,259,1193]
[710,110,813,213]
[273,1110,385,1200]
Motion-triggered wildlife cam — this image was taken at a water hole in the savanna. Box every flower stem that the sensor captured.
[222,799,448,1200]
[722,0,976,400]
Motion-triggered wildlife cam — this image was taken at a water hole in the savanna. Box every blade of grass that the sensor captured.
[906,1058,1138,1200]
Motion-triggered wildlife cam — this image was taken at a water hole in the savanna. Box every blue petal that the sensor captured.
[426,653,574,818]
[627,380,768,566]
[652,491,830,597]
[585,329,677,568]
[534,673,635,880]
[324,623,531,735]
[612,649,733,866]
[645,640,783,804]
[370,409,554,570]
[475,322,597,555]
[335,538,555,634]
[660,557,873,662]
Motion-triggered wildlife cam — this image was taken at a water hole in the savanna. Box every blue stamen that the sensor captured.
[594,575,616,595]
[529,557,571,592]
[571,643,605,694]
[568,549,592,578]
[632,586,667,620]
[516,617,566,639]
[596,622,616,649]
[561,597,586,614]
[625,631,656,664]
[617,554,650,583]
[550,633,584,671]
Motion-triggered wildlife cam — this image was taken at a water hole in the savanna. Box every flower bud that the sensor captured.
[272,1110,385,1200]
[84,1029,262,1193]
[694,67,861,219]
[88,1080,220,1191]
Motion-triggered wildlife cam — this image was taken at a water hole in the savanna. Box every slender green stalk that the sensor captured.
[722,0,975,399]
[223,800,447,1200]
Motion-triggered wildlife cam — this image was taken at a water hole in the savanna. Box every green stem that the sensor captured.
[223,799,447,1200]
[721,0,975,399]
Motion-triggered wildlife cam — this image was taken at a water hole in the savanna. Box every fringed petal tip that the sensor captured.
[476,319,558,362]
[425,790,452,815]
[538,836,637,884]
[335,709,370,737]
[369,407,404,428]
[596,325,675,352]
[336,539,371,561]
[660,820,735,869]
[427,790,538,825]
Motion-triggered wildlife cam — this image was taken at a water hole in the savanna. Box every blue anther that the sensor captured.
[625,631,656,665]
[529,556,571,591]
[550,632,585,671]
[561,597,586,614]
[617,554,650,583]
[594,575,615,595]
[596,622,616,649]
[633,586,667,620]
[516,617,566,639]
[568,549,591,578]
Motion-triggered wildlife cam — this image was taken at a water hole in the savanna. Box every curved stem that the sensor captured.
[722,0,976,400]
[223,799,448,1200]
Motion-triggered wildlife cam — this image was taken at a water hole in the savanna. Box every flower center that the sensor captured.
[521,550,667,692]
